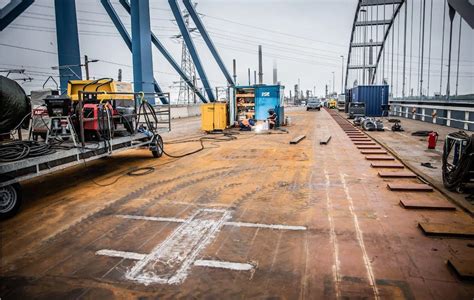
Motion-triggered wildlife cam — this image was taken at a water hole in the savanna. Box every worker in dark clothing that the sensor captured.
[239,118,255,131]
[267,109,277,129]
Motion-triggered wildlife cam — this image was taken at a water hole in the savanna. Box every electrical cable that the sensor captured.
[0,140,55,162]
[442,131,474,190]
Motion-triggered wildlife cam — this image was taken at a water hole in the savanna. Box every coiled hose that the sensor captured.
[0,140,55,162]
[442,131,474,190]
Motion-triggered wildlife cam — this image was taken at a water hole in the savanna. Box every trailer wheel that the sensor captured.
[0,184,22,220]
[151,135,164,158]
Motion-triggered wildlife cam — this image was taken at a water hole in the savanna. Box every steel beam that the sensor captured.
[355,20,391,26]
[182,0,234,87]
[119,0,207,103]
[361,0,403,6]
[345,0,362,90]
[130,0,156,103]
[0,0,34,31]
[370,0,406,84]
[101,0,131,50]
[169,0,215,101]
[351,42,383,47]
[100,0,167,104]
[448,0,474,29]
[54,0,82,93]
[348,65,377,70]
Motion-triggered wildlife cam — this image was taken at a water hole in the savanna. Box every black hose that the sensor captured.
[442,131,474,190]
[0,140,55,162]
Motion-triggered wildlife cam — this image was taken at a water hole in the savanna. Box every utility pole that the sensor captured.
[118,68,122,81]
[254,70,257,85]
[84,55,99,80]
[272,59,277,84]
[332,72,335,94]
[232,59,237,85]
[340,55,344,94]
[258,45,263,84]
[248,68,251,85]
[325,84,328,98]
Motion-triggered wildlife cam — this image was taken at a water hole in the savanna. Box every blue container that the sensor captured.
[255,85,283,123]
[351,85,389,117]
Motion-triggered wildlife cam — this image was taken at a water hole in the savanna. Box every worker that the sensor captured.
[239,118,255,131]
[267,108,277,129]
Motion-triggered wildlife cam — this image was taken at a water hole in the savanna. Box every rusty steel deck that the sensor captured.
[0,108,473,299]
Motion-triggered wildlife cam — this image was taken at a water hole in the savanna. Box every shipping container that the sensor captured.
[232,84,284,126]
[351,85,389,117]
[255,85,284,122]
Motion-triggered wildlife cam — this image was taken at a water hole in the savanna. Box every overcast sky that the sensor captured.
[0,0,472,100]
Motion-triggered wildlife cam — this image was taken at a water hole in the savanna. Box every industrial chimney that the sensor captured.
[258,45,263,84]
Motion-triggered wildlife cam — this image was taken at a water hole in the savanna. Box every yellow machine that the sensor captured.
[201,102,228,132]
[328,99,337,109]
[67,79,134,101]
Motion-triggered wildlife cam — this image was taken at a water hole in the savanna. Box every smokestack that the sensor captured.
[232,59,237,85]
[273,60,277,84]
[248,68,251,86]
[368,39,374,82]
[258,45,263,84]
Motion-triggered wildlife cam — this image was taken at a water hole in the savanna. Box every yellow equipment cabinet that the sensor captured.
[201,102,228,132]
[67,79,134,101]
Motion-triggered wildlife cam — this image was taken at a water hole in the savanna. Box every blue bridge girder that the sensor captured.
[168,0,215,102]
[118,0,207,103]
[182,0,235,87]
[130,0,158,104]
[0,0,34,31]
[345,0,406,90]
[100,0,168,104]
[54,0,82,93]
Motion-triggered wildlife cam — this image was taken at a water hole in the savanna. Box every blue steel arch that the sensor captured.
[345,0,405,90]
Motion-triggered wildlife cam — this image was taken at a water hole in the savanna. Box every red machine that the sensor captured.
[428,131,438,149]
[83,103,114,140]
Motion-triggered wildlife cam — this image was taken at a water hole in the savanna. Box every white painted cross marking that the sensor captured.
[125,208,230,285]
[96,209,307,285]
[96,249,253,271]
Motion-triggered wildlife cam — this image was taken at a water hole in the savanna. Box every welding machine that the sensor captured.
[83,102,114,141]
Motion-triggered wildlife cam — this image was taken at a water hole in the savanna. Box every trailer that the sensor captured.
[0,90,171,219]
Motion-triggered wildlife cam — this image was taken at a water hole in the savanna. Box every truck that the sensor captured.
[337,94,345,111]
